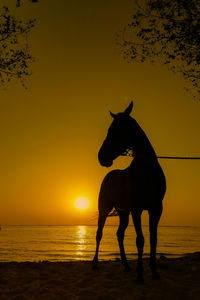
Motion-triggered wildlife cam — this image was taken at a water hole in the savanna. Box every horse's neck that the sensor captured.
[130,122,157,162]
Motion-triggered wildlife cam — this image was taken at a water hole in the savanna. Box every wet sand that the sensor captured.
[0,253,200,300]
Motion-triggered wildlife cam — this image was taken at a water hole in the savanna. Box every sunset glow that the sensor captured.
[0,0,199,227]
[74,197,90,210]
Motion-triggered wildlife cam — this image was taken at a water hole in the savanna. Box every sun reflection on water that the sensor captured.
[76,226,87,258]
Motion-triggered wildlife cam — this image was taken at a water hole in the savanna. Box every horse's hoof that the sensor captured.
[124,266,131,272]
[92,265,98,270]
[92,262,98,270]
[152,273,160,280]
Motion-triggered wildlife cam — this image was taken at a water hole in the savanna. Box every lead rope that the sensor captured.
[157,156,200,160]
[122,149,200,160]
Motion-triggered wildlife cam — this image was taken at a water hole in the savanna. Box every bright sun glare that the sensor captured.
[74,197,90,210]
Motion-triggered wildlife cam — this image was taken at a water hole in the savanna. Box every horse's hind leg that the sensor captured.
[132,211,144,282]
[149,206,162,279]
[92,210,108,269]
[116,211,130,271]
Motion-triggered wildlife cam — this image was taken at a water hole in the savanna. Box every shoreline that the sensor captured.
[1,252,199,264]
[0,252,199,263]
[0,253,200,299]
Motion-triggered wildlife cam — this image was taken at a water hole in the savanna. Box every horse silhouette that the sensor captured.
[93,102,166,282]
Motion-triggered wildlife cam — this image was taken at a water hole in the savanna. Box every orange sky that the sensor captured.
[0,0,200,226]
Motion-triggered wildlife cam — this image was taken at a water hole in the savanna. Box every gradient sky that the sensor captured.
[0,0,200,226]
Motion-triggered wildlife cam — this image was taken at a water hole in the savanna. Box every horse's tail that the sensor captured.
[108,208,118,216]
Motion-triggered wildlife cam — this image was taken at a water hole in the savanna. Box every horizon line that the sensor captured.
[1,224,200,228]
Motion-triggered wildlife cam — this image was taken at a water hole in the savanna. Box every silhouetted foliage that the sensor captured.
[16,0,39,7]
[0,6,35,87]
[119,0,200,96]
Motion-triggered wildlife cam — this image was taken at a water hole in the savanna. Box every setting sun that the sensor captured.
[74,197,90,210]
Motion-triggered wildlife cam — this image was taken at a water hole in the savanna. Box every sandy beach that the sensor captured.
[0,253,200,300]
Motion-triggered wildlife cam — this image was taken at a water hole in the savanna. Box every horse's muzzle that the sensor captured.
[100,160,113,167]
[98,149,113,167]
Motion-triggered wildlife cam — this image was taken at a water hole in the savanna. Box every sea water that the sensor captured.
[0,225,200,262]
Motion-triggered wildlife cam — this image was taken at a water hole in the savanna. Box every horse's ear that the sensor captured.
[110,111,116,118]
[124,101,133,115]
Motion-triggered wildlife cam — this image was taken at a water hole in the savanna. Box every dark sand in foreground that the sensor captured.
[1,253,200,300]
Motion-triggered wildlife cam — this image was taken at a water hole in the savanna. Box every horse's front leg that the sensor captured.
[149,207,162,279]
[116,211,130,271]
[132,211,144,282]
[92,210,108,269]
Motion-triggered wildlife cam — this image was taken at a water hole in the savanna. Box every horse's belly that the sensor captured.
[99,167,166,211]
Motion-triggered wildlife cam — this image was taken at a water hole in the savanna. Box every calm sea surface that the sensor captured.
[0,225,200,262]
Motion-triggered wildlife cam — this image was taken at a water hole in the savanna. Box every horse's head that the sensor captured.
[98,102,137,167]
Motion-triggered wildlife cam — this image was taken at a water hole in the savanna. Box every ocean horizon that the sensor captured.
[1,225,200,262]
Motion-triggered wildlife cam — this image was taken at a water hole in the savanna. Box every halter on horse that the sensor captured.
[93,102,166,282]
